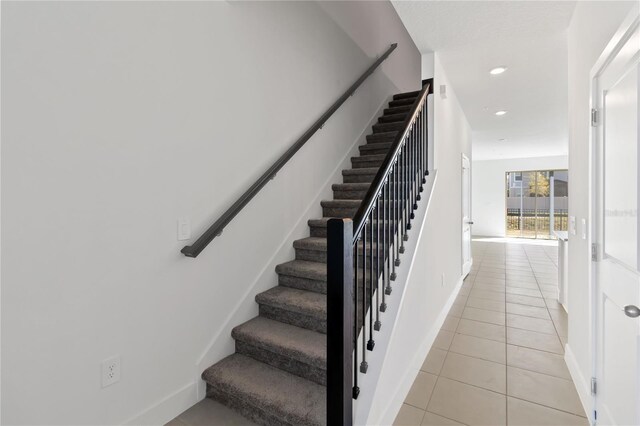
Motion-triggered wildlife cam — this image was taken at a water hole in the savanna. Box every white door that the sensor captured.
[592,7,640,425]
[462,154,472,276]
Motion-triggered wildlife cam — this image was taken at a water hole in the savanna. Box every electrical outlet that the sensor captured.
[101,355,121,388]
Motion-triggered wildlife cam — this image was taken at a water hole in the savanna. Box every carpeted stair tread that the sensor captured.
[294,237,382,254]
[367,131,399,143]
[256,286,326,319]
[384,105,411,115]
[276,258,370,282]
[232,317,326,370]
[378,113,408,124]
[307,217,397,237]
[393,90,420,100]
[351,154,386,167]
[342,167,379,177]
[276,259,327,282]
[359,142,393,155]
[389,97,415,107]
[202,354,325,426]
[372,121,405,133]
[332,182,371,192]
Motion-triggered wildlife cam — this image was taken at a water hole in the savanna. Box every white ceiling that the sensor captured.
[392,1,577,160]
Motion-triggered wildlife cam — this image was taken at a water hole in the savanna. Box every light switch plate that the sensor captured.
[569,216,576,235]
[177,217,191,241]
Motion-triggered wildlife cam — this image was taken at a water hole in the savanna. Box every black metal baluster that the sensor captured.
[412,125,417,215]
[406,131,412,230]
[353,237,360,395]
[383,179,392,297]
[424,101,429,180]
[400,147,405,248]
[374,197,381,330]
[412,120,418,210]
[416,110,423,200]
[401,145,408,246]
[367,211,375,351]
[391,162,398,279]
[403,138,410,243]
[419,105,425,191]
[360,224,368,372]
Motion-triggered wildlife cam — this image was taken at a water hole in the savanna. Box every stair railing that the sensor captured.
[326,81,432,425]
[181,43,398,258]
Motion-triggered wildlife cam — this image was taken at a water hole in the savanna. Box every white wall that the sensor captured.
[360,53,472,425]
[0,2,420,424]
[472,155,569,237]
[422,52,435,80]
[565,0,637,413]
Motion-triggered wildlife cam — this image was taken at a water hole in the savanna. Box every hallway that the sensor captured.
[394,239,587,425]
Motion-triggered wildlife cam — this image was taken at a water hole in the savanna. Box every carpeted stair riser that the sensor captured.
[236,340,326,386]
[342,168,378,183]
[276,263,376,294]
[293,238,385,264]
[231,317,326,386]
[367,131,399,143]
[256,286,326,333]
[260,304,326,334]
[321,200,405,217]
[359,142,393,156]
[384,105,412,115]
[307,218,397,238]
[393,90,420,100]
[389,97,415,107]
[378,113,408,124]
[351,154,387,169]
[372,121,405,133]
[203,354,325,426]
[294,245,387,265]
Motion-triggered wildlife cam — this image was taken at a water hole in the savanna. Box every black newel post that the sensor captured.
[327,218,354,426]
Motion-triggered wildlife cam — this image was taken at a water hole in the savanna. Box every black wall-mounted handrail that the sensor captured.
[181,43,398,258]
[351,82,431,241]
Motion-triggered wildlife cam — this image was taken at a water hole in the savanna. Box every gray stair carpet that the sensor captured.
[202,90,419,426]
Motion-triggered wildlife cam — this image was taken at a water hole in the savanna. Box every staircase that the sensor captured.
[201,90,421,426]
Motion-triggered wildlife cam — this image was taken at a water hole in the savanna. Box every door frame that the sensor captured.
[462,153,472,277]
[589,5,640,424]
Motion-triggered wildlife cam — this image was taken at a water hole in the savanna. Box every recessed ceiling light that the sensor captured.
[490,66,507,75]
[495,110,507,116]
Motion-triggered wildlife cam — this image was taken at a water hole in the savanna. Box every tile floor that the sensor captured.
[394,238,588,426]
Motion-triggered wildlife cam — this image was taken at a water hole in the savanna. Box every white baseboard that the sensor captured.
[125,381,199,426]
[377,274,465,426]
[564,344,594,425]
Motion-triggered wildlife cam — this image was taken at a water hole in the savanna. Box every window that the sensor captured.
[505,169,569,239]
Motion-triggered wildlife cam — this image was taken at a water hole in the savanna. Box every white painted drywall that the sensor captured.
[0,2,420,424]
[472,155,569,237]
[422,52,435,80]
[357,54,472,425]
[565,0,637,410]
